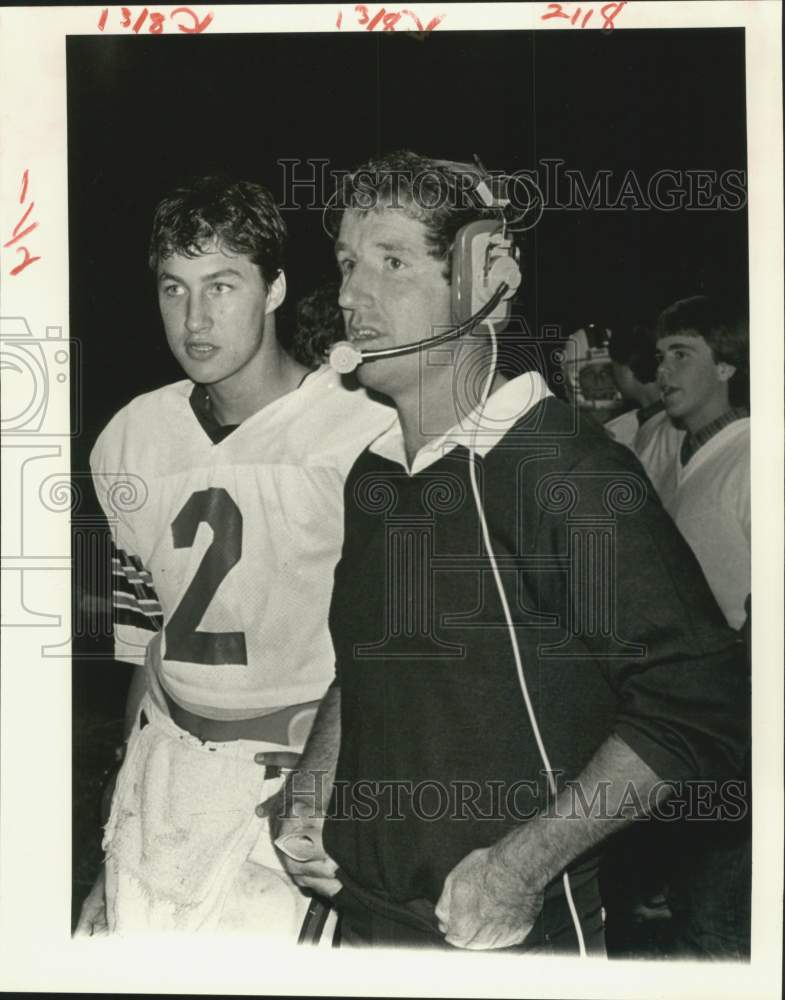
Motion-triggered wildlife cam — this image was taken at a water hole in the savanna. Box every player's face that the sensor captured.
[578,362,618,402]
[336,209,452,394]
[656,331,732,432]
[157,245,283,390]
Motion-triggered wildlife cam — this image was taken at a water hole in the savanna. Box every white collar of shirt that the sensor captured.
[369,370,554,475]
[676,416,749,486]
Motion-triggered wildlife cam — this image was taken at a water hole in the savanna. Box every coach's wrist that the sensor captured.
[491,821,559,891]
[287,766,333,816]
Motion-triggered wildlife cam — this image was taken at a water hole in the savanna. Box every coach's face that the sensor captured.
[157,244,284,390]
[336,209,452,394]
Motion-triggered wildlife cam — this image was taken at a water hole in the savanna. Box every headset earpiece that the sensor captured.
[450,220,522,332]
[486,237,521,299]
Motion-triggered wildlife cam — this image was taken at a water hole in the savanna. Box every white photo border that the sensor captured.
[0,3,782,996]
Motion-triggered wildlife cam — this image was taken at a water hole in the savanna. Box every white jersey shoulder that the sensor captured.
[90,371,394,716]
[633,409,685,497]
[604,408,639,449]
[660,419,750,629]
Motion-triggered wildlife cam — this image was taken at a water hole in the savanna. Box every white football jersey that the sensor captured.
[90,367,394,719]
[634,409,685,497]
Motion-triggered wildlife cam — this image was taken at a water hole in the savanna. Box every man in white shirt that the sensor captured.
[656,295,749,631]
[654,293,751,960]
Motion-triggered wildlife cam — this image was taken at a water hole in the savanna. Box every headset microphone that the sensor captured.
[328,341,365,376]
[328,281,510,375]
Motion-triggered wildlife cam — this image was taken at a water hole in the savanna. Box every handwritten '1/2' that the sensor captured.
[97,6,213,34]
[4,170,40,277]
[336,6,445,32]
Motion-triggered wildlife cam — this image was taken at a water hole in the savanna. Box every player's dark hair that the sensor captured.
[325,151,500,280]
[608,322,660,384]
[656,295,748,370]
[148,176,286,286]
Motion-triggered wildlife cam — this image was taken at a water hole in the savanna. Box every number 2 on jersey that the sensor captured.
[165,487,248,665]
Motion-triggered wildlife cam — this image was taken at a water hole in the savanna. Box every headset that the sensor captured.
[328,162,522,375]
[328,157,588,956]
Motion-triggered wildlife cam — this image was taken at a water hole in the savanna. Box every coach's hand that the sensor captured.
[75,869,109,937]
[272,800,342,898]
[434,844,545,950]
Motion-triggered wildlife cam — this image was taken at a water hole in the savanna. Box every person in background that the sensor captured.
[560,323,624,428]
[655,294,750,631]
[290,281,344,370]
[654,293,751,960]
[605,321,684,493]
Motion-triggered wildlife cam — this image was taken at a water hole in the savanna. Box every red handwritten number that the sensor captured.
[171,6,214,33]
[95,5,213,34]
[600,1,626,29]
[132,8,149,33]
[6,170,41,276]
[9,203,36,243]
[542,1,625,28]
[339,5,442,33]
[542,2,569,20]
[10,248,41,277]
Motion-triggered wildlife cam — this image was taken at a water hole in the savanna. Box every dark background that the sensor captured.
[68,28,748,466]
[68,27,748,927]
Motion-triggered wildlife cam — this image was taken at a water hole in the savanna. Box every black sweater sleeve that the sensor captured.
[542,447,749,785]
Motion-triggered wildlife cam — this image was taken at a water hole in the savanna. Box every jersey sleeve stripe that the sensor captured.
[113,545,161,597]
[112,559,154,586]
[113,591,163,614]
[115,606,163,633]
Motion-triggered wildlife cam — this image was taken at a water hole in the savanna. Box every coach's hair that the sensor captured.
[148,176,286,285]
[608,321,660,385]
[656,295,749,371]
[325,150,501,280]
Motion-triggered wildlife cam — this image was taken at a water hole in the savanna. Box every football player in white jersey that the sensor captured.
[76,177,393,937]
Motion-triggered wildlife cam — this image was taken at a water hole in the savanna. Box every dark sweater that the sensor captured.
[324,394,748,924]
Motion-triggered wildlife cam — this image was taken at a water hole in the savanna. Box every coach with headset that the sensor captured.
[268,151,749,953]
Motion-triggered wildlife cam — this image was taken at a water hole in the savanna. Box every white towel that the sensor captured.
[103,695,303,935]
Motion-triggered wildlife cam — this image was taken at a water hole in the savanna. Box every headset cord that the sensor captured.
[466,320,587,958]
